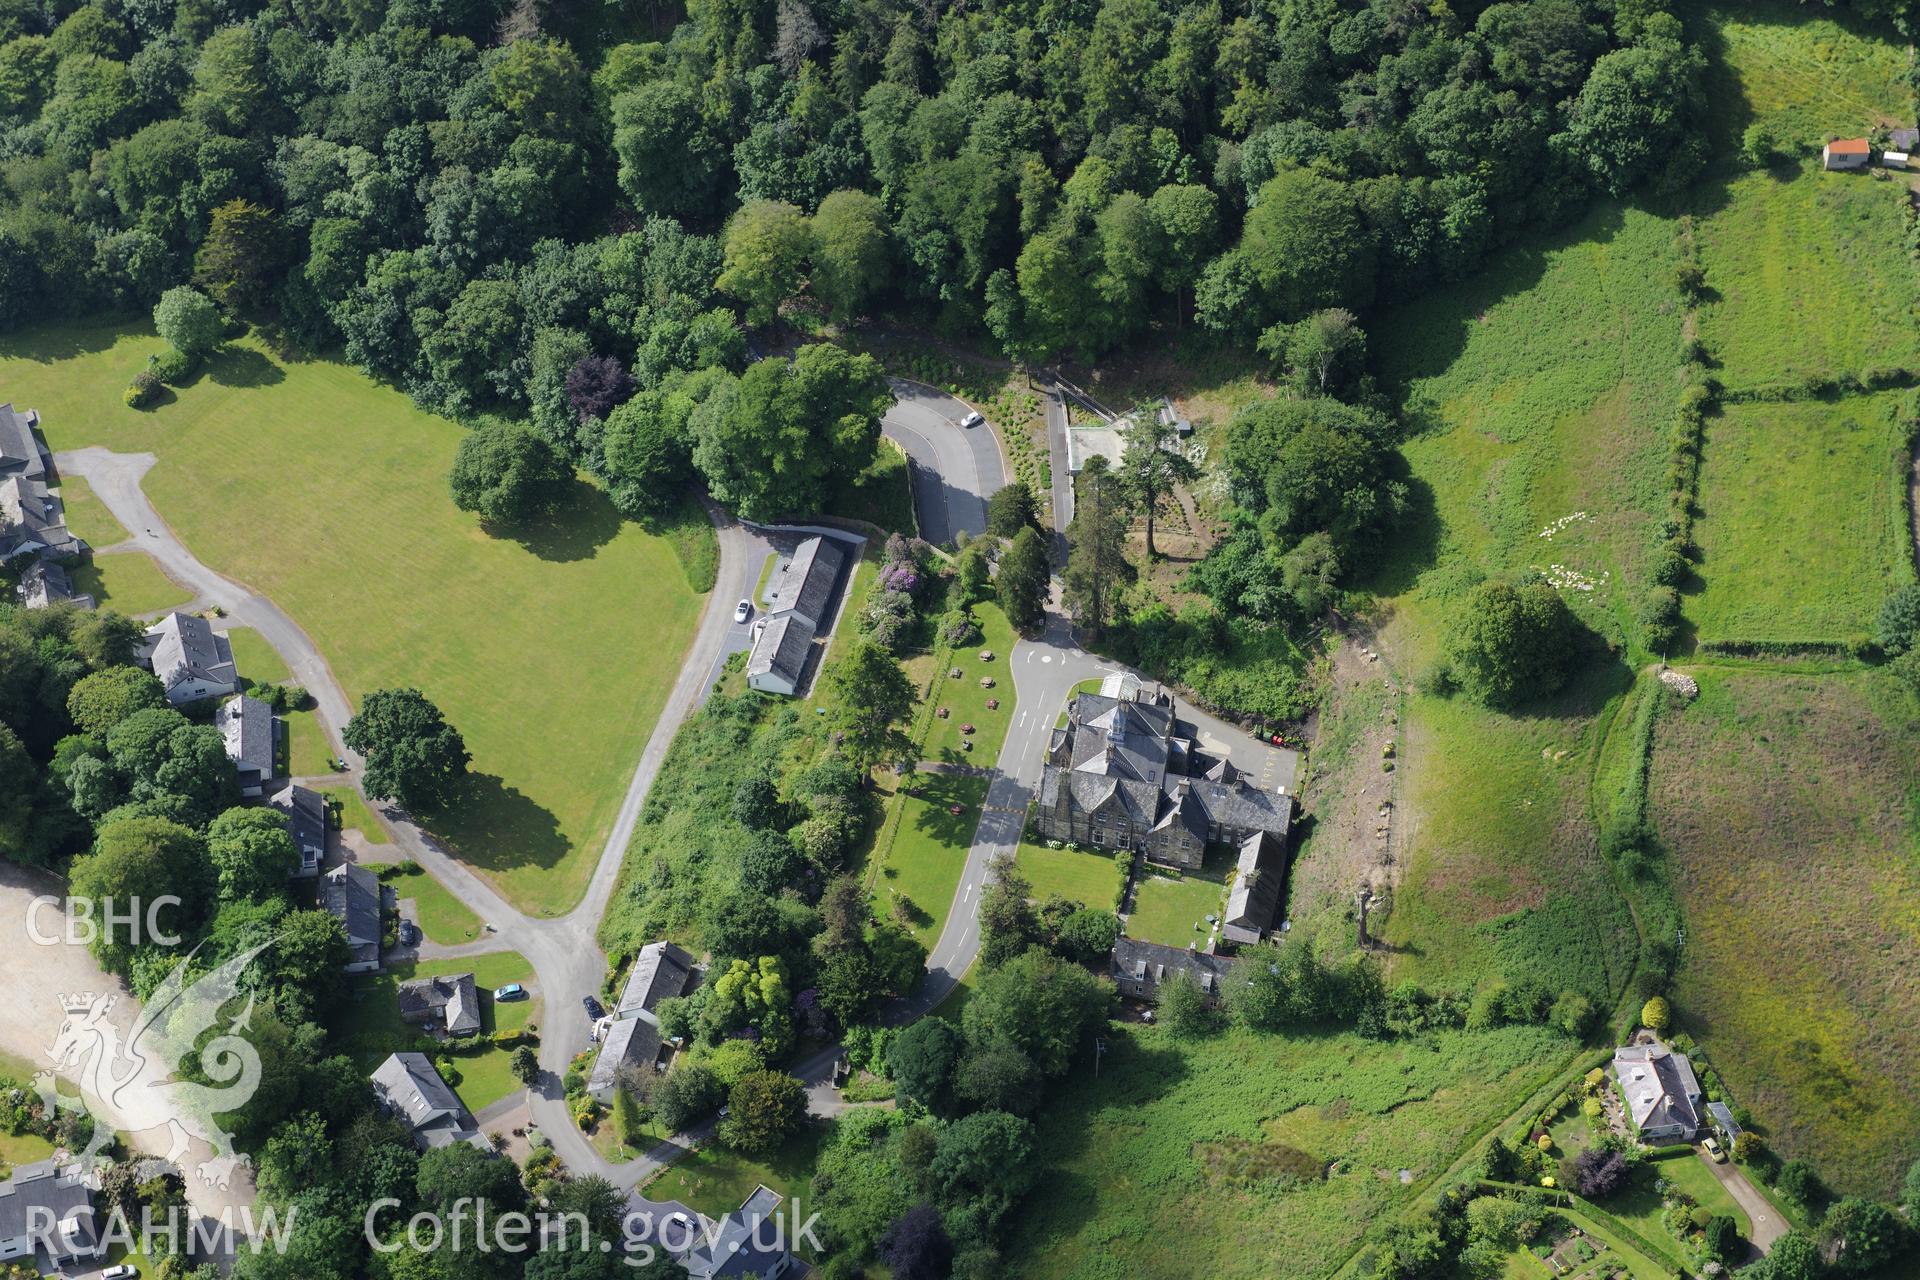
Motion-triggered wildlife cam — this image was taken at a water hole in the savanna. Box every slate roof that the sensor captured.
[588,1016,664,1099]
[616,941,697,1020]
[746,612,816,686]
[1111,937,1233,996]
[1707,1101,1742,1138]
[398,972,482,1036]
[268,783,327,872]
[1040,690,1293,847]
[0,1161,96,1252]
[16,558,90,609]
[0,403,45,480]
[370,1052,486,1151]
[1222,829,1284,941]
[765,535,845,627]
[0,474,79,559]
[1614,1044,1703,1136]
[216,694,274,783]
[321,862,382,967]
[681,1185,797,1279]
[1893,127,1920,151]
[145,612,239,694]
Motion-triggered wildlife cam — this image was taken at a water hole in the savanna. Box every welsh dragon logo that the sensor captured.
[33,940,273,1190]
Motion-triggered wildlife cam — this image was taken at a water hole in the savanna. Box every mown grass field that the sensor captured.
[1695,166,1920,395]
[1647,668,1920,1197]
[1006,1023,1577,1280]
[1690,392,1913,642]
[1016,839,1123,908]
[379,862,487,946]
[919,600,1016,765]
[868,773,988,945]
[1126,855,1230,949]
[1,318,710,916]
[72,549,195,616]
[341,950,538,1114]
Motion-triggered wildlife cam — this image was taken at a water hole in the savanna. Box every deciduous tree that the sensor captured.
[343,688,470,811]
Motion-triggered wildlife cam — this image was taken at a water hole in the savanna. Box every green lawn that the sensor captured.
[1005,1023,1578,1280]
[1016,839,1124,909]
[55,475,128,548]
[0,1130,54,1176]
[72,549,194,616]
[2,319,709,916]
[225,626,291,684]
[1656,1155,1751,1236]
[642,1122,826,1221]
[920,600,1016,765]
[320,785,389,844]
[1126,860,1228,949]
[379,862,486,945]
[341,950,537,1114]
[1696,165,1920,395]
[1689,392,1912,643]
[868,773,988,945]
[1604,1158,1746,1268]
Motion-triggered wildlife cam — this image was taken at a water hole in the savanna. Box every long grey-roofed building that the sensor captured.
[216,693,275,796]
[0,404,46,481]
[746,612,816,697]
[1034,687,1293,870]
[322,862,383,973]
[142,611,241,706]
[764,535,845,628]
[370,1052,488,1152]
[589,941,700,1103]
[268,782,326,878]
[1221,830,1285,946]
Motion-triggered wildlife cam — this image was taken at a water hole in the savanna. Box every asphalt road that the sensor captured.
[883,379,1006,544]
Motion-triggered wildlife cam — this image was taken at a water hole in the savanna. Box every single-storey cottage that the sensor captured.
[216,694,276,796]
[321,862,383,973]
[588,941,700,1103]
[1034,687,1293,870]
[15,559,91,610]
[746,613,815,696]
[1613,1042,1703,1142]
[141,612,240,706]
[370,1052,488,1152]
[268,782,326,878]
[1111,937,1233,1003]
[1824,137,1871,169]
[398,972,482,1037]
[0,1161,103,1267]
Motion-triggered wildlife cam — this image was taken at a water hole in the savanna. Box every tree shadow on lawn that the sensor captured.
[496,476,625,564]
[900,771,987,847]
[204,345,286,389]
[421,772,571,876]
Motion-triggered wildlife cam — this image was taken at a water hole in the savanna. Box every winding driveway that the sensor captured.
[49,382,1010,1191]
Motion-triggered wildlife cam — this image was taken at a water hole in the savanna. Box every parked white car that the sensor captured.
[734,600,752,623]
[960,410,985,429]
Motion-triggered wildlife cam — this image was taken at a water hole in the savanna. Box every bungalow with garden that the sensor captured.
[1110,937,1233,1003]
[216,694,276,796]
[398,972,482,1037]
[746,535,849,697]
[1612,1042,1704,1142]
[369,1052,488,1152]
[0,1161,104,1268]
[15,559,91,610]
[140,611,240,706]
[674,1185,800,1280]
[268,782,326,878]
[1035,687,1293,870]
[587,941,700,1103]
[321,862,384,973]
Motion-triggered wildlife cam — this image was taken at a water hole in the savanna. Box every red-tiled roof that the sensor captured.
[1828,138,1871,155]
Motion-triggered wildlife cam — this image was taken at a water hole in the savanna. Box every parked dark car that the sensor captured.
[582,995,604,1020]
